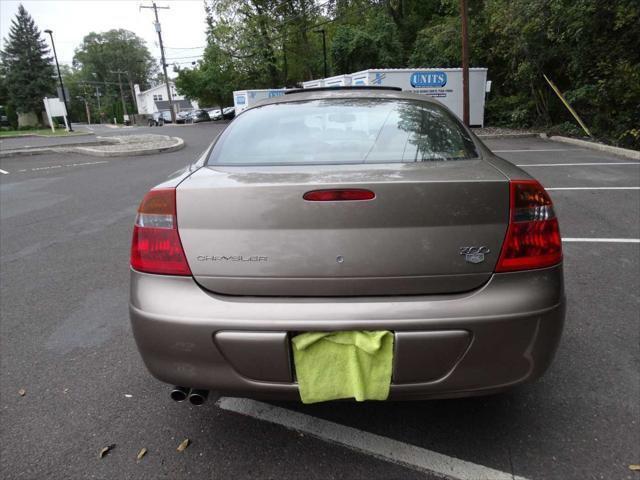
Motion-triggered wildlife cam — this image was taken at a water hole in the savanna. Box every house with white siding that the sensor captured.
[134,82,199,115]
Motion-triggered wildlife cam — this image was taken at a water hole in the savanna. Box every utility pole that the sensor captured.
[127,74,139,113]
[141,2,175,123]
[111,71,128,124]
[460,0,470,126]
[80,85,91,124]
[78,95,91,124]
[44,29,73,131]
[314,29,328,78]
[95,86,101,110]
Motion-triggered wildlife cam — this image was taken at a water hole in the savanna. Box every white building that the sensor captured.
[134,82,199,115]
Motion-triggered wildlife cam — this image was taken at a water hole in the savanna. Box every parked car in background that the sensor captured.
[176,110,194,124]
[148,110,172,126]
[190,109,212,123]
[129,87,565,404]
[0,105,9,127]
[206,108,222,120]
[222,106,235,120]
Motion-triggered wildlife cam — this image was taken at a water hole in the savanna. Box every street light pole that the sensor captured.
[314,29,328,78]
[44,29,73,131]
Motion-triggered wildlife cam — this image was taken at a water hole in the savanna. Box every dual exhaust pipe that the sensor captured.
[170,386,213,406]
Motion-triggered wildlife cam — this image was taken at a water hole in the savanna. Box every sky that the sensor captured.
[0,0,208,78]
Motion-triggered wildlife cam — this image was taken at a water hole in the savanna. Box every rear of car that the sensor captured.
[129,89,565,401]
[191,110,212,123]
[207,108,222,120]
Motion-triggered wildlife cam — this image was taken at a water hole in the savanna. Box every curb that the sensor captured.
[74,136,185,157]
[476,133,541,139]
[0,136,184,158]
[0,131,94,139]
[0,147,60,158]
[548,135,640,160]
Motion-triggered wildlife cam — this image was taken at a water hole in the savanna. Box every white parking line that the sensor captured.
[218,397,529,480]
[563,238,640,243]
[0,168,9,175]
[14,160,109,173]
[517,162,640,167]
[493,149,574,153]
[546,187,640,190]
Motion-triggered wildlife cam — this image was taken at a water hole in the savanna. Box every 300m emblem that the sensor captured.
[459,246,490,264]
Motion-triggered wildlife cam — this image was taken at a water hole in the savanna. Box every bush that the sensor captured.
[485,94,536,128]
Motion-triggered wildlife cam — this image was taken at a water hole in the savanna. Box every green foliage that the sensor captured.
[175,42,241,108]
[0,4,55,119]
[70,29,157,122]
[331,9,403,73]
[176,0,639,149]
[73,29,156,89]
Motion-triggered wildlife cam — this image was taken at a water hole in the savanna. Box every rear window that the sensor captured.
[207,98,478,165]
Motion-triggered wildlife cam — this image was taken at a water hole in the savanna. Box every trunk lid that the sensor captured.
[177,160,509,296]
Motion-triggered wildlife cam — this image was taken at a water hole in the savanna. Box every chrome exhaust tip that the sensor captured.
[188,389,209,406]
[170,386,190,402]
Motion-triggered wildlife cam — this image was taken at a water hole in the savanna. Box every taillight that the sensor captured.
[496,180,562,272]
[130,188,192,276]
[303,189,375,201]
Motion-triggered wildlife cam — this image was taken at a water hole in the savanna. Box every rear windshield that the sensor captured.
[207,98,478,165]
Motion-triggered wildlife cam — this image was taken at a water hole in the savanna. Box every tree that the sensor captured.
[72,29,157,121]
[179,0,639,148]
[331,8,403,74]
[175,43,240,108]
[0,4,55,127]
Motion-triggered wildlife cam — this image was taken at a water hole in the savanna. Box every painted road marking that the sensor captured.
[218,397,529,480]
[546,187,640,191]
[517,162,640,167]
[12,160,109,174]
[493,149,574,153]
[0,169,9,175]
[563,238,640,243]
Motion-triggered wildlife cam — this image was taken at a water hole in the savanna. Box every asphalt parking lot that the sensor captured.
[1,124,638,479]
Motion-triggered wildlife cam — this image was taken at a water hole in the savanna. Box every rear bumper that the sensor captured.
[129,265,565,401]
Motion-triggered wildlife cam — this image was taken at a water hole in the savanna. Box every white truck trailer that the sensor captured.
[233,89,287,114]
[349,68,488,126]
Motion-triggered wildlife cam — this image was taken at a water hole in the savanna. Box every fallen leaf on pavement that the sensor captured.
[177,438,190,452]
[629,464,640,471]
[18,389,26,396]
[99,444,116,458]
[136,448,147,461]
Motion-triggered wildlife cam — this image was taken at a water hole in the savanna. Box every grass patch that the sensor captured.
[0,128,87,137]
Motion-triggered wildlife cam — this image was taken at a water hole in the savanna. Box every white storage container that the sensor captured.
[323,74,352,87]
[301,79,324,89]
[233,89,287,113]
[350,68,488,126]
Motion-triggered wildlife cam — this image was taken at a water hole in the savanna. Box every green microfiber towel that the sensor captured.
[291,331,394,404]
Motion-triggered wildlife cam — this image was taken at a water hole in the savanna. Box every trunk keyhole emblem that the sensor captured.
[336,256,345,264]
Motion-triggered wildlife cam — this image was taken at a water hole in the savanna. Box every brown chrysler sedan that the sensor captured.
[129,87,565,405]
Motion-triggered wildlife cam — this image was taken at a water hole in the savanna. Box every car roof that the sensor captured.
[250,87,444,111]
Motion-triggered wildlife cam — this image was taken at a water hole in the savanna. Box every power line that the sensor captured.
[164,45,206,50]
[165,54,203,60]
